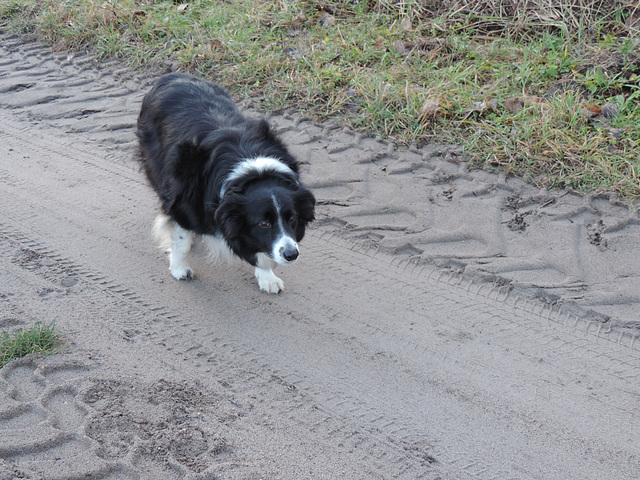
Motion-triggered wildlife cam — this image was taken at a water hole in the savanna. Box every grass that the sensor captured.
[0,321,65,367]
[0,0,639,199]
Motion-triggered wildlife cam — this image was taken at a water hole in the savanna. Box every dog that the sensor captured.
[136,73,315,293]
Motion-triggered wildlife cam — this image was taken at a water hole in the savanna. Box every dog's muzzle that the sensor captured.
[274,236,299,264]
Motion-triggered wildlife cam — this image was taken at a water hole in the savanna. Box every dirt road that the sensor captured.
[1,35,639,479]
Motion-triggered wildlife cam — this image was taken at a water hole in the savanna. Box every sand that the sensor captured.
[0,34,639,479]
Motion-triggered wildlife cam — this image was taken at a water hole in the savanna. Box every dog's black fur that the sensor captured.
[136,73,315,291]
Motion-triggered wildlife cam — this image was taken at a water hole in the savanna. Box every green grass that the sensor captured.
[0,0,639,198]
[0,321,65,367]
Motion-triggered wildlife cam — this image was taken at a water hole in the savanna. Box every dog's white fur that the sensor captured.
[151,156,301,293]
[254,252,283,294]
[220,157,297,197]
[152,205,297,294]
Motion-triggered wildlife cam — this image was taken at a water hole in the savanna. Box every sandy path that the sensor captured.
[0,35,639,479]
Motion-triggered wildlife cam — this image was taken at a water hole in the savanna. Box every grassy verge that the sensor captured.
[0,321,65,367]
[0,0,639,198]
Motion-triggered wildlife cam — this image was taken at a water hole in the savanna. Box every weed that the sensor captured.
[0,321,65,368]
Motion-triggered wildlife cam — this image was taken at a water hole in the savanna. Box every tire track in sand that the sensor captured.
[0,34,639,479]
[3,33,640,327]
[1,110,639,478]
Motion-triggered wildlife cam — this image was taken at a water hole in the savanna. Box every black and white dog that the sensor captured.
[136,73,315,293]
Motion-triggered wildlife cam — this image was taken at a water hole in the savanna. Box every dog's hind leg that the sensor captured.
[255,253,284,294]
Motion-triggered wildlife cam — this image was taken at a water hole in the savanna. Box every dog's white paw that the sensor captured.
[161,221,195,281]
[170,265,194,281]
[255,267,284,294]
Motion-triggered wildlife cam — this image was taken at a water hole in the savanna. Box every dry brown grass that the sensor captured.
[340,0,640,37]
[1,0,639,198]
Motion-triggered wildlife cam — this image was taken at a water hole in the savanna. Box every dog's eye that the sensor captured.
[259,220,271,228]
[289,216,298,225]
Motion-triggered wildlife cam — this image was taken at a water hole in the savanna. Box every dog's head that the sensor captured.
[215,181,315,266]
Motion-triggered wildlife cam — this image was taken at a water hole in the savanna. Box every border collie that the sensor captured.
[136,73,315,293]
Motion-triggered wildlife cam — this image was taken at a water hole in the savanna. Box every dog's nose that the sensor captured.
[283,247,299,262]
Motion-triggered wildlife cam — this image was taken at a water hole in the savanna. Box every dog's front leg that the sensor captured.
[169,224,194,280]
[255,253,284,294]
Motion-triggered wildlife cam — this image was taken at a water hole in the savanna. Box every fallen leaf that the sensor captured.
[504,97,524,113]
[471,101,486,112]
[590,102,620,126]
[344,87,359,98]
[459,101,487,118]
[583,103,602,116]
[177,3,189,12]
[606,127,625,140]
[319,11,335,27]
[400,17,412,31]
[420,98,441,118]
[487,98,499,111]
[210,39,223,51]
[601,102,619,120]
[391,40,407,55]
[284,47,302,60]
[374,38,385,49]
[290,12,306,30]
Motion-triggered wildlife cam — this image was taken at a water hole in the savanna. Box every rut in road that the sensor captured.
[0,34,639,480]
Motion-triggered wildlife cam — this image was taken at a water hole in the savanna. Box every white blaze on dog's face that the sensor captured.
[269,193,300,264]
[244,185,301,265]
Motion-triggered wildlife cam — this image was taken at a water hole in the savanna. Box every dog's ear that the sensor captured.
[293,187,316,241]
[295,187,316,222]
[256,119,271,138]
[215,193,246,240]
